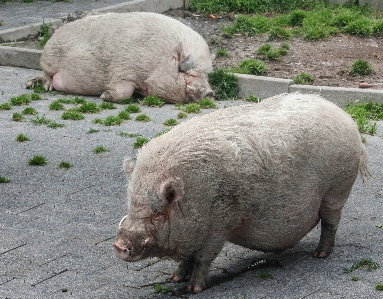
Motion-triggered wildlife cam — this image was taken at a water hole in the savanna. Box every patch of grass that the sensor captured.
[257,44,272,55]
[117,132,141,138]
[0,176,11,183]
[61,110,85,120]
[93,146,110,154]
[0,102,12,110]
[99,102,116,110]
[153,284,172,294]
[268,26,291,41]
[255,272,273,281]
[12,113,25,122]
[293,72,315,84]
[349,59,374,76]
[30,93,43,101]
[288,9,307,26]
[30,82,46,94]
[58,161,72,169]
[16,134,30,142]
[118,110,131,120]
[376,283,383,291]
[163,118,178,126]
[177,112,188,119]
[38,23,51,48]
[22,107,38,115]
[373,20,383,36]
[141,95,165,107]
[133,137,150,149]
[87,128,100,134]
[199,98,217,109]
[135,114,151,122]
[222,15,271,37]
[30,114,64,128]
[345,101,383,134]
[215,48,230,58]
[155,128,172,137]
[76,102,101,113]
[49,100,65,111]
[10,94,31,106]
[103,115,123,126]
[92,118,104,124]
[208,69,239,101]
[344,259,380,273]
[124,104,141,113]
[28,155,47,166]
[233,59,267,75]
[243,95,261,102]
[351,276,360,281]
[342,16,373,37]
[181,103,201,114]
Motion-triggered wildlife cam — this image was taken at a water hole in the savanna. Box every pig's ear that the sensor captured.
[179,55,195,73]
[159,177,184,204]
[123,157,135,176]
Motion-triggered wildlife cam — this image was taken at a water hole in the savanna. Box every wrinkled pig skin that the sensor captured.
[113,93,369,293]
[26,12,214,103]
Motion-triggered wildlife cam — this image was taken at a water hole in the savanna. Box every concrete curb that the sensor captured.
[1,0,383,105]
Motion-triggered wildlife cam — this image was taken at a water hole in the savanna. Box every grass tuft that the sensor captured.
[141,96,165,107]
[133,137,150,149]
[28,155,47,166]
[208,69,239,101]
[58,161,72,169]
[349,59,374,76]
[16,134,30,142]
[0,176,11,183]
[293,72,315,84]
[135,114,151,122]
[93,146,110,154]
[12,113,25,122]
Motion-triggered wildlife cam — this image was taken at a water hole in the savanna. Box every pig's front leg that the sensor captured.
[187,239,225,293]
[100,83,135,103]
[169,257,194,282]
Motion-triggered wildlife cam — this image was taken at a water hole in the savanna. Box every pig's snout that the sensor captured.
[204,90,214,98]
[113,240,132,261]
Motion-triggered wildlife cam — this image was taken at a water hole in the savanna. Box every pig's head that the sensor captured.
[178,54,214,102]
[113,158,185,262]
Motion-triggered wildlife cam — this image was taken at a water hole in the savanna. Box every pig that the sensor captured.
[113,93,369,293]
[26,12,214,103]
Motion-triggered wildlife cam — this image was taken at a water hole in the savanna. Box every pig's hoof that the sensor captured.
[187,284,204,293]
[313,251,331,258]
[169,273,184,283]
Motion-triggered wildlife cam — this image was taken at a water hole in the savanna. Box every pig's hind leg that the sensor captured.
[26,73,54,91]
[100,82,135,103]
[313,185,352,258]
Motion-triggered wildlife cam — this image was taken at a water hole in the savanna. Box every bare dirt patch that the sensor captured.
[166,9,383,90]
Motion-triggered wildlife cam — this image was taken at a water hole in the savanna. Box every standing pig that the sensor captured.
[26,12,214,103]
[113,93,369,292]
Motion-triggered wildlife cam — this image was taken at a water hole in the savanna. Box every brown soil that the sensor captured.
[166,9,383,90]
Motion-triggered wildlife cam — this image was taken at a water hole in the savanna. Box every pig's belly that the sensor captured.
[52,71,104,95]
[228,210,320,253]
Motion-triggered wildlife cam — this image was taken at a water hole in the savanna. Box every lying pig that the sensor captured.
[113,93,369,292]
[26,12,214,103]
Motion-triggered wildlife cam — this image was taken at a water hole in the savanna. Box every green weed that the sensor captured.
[233,59,267,75]
[349,60,374,76]
[177,112,188,119]
[49,100,65,111]
[93,146,110,154]
[16,134,30,142]
[87,128,100,134]
[163,118,178,126]
[344,259,380,273]
[376,283,383,291]
[135,114,151,122]
[22,107,38,115]
[199,98,217,109]
[243,95,261,102]
[30,93,43,101]
[77,102,100,113]
[155,128,172,137]
[92,118,104,124]
[38,23,51,48]
[293,72,315,84]
[58,161,72,169]
[117,132,141,138]
[215,48,230,58]
[12,113,24,122]
[47,121,65,129]
[0,102,12,110]
[268,26,291,41]
[118,110,131,120]
[351,276,360,281]
[30,82,46,93]
[153,284,172,294]
[30,114,64,128]
[208,69,239,101]
[133,137,150,149]
[0,177,11,183]
[10,94,31,106]
[61,110,85,120]
[141,96,165,107]
[28,155,47,166]
[181,103,201,114]
[124,104,141,113]
[103,115,123,126]
[99,102,116,110]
